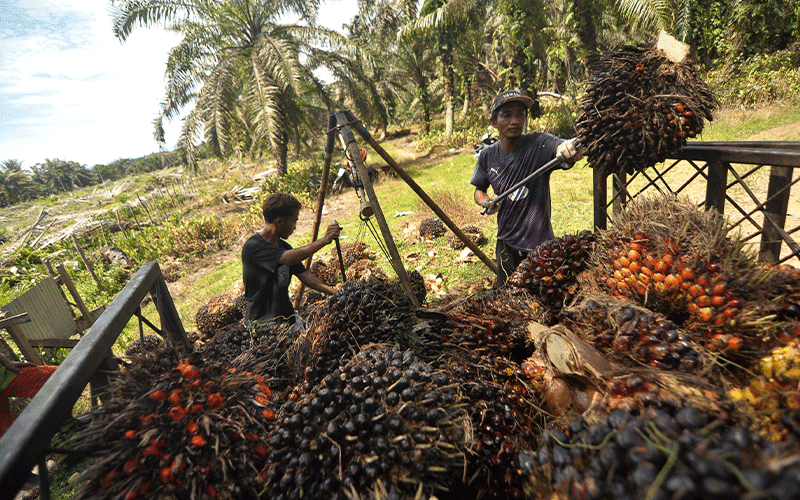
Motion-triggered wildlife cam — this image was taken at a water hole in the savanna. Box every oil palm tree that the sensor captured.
[111,0,356,175]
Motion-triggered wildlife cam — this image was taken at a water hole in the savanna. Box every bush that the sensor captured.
[258,159,322,206]
[704,47,800,105]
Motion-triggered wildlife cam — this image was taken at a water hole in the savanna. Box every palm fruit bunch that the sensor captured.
[418,216,446,240]
[440,288,543,359]
[508,230,596,322]
[262,345,471,500]
[558,298,703,371]
[729,336,800,442]
[195,291,245,338]
[68,346,277,500]
[528,404,800,500]
[447,224,484,250]
[440,353,544,499]
[403,269,427,304]
[124,334,163,356]
[293,279,417,387]
[196,320,289,365]
[345,258,387,282]
[576,44,716,177]
[591,194,794,356]
[603,372,729,416]
[330,241,370,270]
[309,259,340,286]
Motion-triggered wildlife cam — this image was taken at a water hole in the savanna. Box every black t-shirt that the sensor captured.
[241,234,306,323]
[470,133,563,253]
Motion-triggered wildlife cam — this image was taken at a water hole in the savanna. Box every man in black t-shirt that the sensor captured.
[242,193,340,324]
[471,89,581,287]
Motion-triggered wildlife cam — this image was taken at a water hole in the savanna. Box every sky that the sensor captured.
[0,0,357,169]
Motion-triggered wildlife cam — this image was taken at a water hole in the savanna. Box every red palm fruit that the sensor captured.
[689,284,705,298]
[697,273,712,287]
[697,307,714,322]
[629,261,642,274]
[712,281,728,296]
[630,242,645,254]
[711,295,726,307]
[714,315,727,327]
[606,277,617,289]
[661,253,675,267]
[644,254,659,269]
[652,272,666,283]
[696,295,713,308]
[663,274,682,289]
[635,282,648,295]
[640,266,654,277]
[727,336,743,350]
[618,255,631,268]
[680,268,696,281]
[687,303,699,314]
[628,249,642,262]
[613,259,622,270]
[723,307,739,319]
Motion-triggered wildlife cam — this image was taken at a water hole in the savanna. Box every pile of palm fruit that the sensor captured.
[66,194,800,499]
[576,43,717,177]
[194,289,246,339]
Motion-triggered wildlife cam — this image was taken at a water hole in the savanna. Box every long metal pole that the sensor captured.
[293,115,337,309]
[346,111,498,274]
[334,111,420,307]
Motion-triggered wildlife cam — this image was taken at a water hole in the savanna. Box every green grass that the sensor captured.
[700,103,800,141]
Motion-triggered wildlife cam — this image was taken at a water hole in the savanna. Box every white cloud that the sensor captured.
[0,0,356,168]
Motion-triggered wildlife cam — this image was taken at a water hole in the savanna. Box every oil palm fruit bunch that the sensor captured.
[559,298,702,371]
[530,404,800,500]
[297,279,416,387]
[508,231,596,320]
[592,194,790,355]
[576,45,716,177]
[418,217,445,239]
[124,334,163,356]
[262,345,470,500]
[195,291,245,338]
[331,241,371,271]
[729,337,800,442]
[345,258,387,282]
[442,354,544,499]
[447,224,484,250]
[440,288,542,359]
[310,259,340,286]
[604,372,727,416]
[69,346,276,500]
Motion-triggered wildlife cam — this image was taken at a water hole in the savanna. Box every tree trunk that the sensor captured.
[442,42,455,138]
[460,81,470,119]
[276,130,289,177]
[572,0,600,74]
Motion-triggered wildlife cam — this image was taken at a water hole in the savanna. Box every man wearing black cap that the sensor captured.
[471,89,580,287]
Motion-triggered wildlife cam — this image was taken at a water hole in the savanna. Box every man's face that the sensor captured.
[491,101,528,140]
[276,212,299,239]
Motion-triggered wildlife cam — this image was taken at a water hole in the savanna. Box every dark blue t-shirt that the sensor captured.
[470,133,563,253]
[242,234,305,323]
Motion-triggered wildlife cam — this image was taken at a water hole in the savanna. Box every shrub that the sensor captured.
[704,47,800,106]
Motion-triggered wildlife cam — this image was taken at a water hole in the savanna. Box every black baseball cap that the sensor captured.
[490,89,534,115]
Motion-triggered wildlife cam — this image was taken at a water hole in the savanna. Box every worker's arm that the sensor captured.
[297,270,337,295]
[0,353,33,373]
[279,223,341,266]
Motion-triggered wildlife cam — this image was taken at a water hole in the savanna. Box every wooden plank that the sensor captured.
[5,324,42,364]
[0,312,30,330]
[29,338,79,348]
[593,169,608,230]
[705,160,728,213]
[56,264,94,327]
[1,278,75,342]
[760,165,796,263]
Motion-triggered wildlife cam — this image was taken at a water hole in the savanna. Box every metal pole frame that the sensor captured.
[0,262,190,498]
